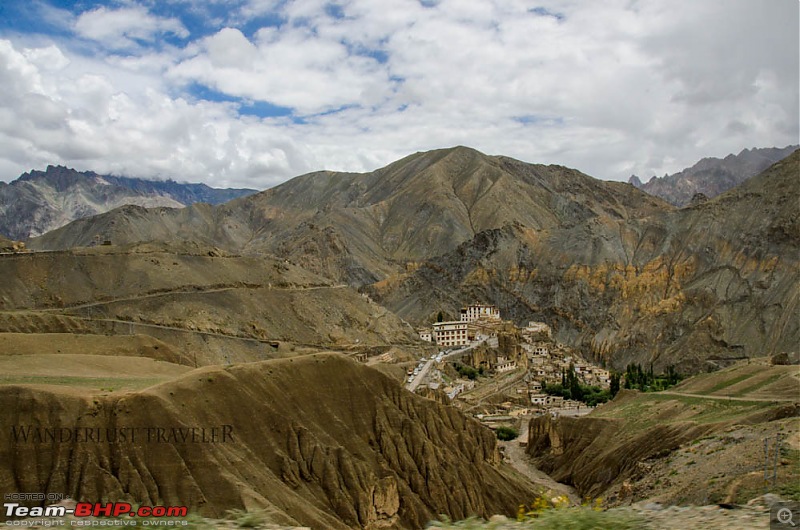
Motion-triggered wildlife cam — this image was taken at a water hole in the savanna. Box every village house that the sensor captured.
[529,355,545,366]
[593,368,611,385]
[445,382,465,399]
[444,378,475,400]
[548,395,564,407]
[530,393,549,407]
[495,356,517,373]
[418,329,433,342]
[473,327,497,343]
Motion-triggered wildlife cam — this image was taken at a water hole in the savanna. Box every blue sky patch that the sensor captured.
[186,83,296,120]
[344,41,389,64]
[0,1,75,37]
[239,100,295,119]
[239,12,287,39]
[148,2,234,39]
[324,3,346,20]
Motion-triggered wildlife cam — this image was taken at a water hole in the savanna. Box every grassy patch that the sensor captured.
[225,509,267,528]
[705,373,753,394]
[496,426,519,441]
[779,449,800,501]
[590,392,777,438]
[732,373,783,397]
[642,394,774,423]
[779,483,800,501]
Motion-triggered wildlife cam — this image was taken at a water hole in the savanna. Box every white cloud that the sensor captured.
[169,24,392,115]
[74,6,189,50]
[0,0,796,189]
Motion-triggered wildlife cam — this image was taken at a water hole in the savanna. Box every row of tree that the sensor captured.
[542,363,682,407]
[543,381,612,407]
[543,364,613,406]
[622,363,682,392]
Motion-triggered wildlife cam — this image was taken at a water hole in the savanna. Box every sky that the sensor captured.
[0,0,797,189]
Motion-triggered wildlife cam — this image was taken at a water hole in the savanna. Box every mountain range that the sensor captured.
[28,146,800,373]
[1,145,798,528]
[0,165,256,240]
[29,147,671,282]
[629,145,798,206]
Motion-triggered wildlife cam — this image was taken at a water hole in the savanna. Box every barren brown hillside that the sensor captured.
[0,354,540,529]
[0,242,421,365]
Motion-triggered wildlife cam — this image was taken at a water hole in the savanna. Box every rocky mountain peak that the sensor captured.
[630,145,798,206]
[0,167,256,240]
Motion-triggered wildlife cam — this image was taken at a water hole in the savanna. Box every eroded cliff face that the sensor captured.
[525,388,800,502]
[525,412,713,499]
[0,354,538,529]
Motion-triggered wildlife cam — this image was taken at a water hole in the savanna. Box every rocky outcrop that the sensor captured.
[0,354,538,529]
[0,236,24,252]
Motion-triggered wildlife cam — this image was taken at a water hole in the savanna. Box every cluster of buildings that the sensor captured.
[419,303,501,348]
[525,345,611,387]
[419,302,503,348]
[418,303,611,410]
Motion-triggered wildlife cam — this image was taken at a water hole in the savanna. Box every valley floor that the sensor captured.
[497,438,579,504]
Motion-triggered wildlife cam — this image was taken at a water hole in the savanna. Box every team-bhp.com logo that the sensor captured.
[5,502,188,526]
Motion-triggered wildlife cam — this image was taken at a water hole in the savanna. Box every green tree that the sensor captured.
[610,372,620,397]
[495,426,518,441]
